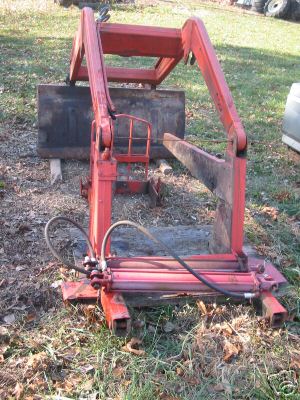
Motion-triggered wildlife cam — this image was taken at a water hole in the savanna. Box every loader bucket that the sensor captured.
[37,85,185,160]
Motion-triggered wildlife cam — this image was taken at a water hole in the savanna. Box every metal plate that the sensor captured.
[37,85,185,159]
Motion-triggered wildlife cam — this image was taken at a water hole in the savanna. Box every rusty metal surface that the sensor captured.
[163,133,231,203]
[101,289,131,335]
[61,279,100,301]
[148,177,164,208]
[37,85,185,159]
[261,291,288,328]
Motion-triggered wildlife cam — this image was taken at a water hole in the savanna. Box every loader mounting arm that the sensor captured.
[69,8,247,153]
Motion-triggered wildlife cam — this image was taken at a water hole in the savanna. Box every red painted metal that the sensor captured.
[61,258,287,299]
[61,279,100,302]
[102,269,260,294]
[113,113,151,181]
[61,9,288,330]
[230,156,247,256]
[261,291,288,327]
[97,22,182,58]
[101,289,131,334]
[181,18,247,152]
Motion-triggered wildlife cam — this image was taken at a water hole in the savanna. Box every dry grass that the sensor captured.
[0,0,299,399]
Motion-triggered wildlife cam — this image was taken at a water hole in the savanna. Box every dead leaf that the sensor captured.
[56,373,81,393]
[26,351,50,373]
[0,326,9,343]
[82,305,97,323]
[197,300,207,316]
[17,223,31,233]
[262,206,278,220]
[0,278,7,288]
[16,265,27,272]
[223,340,241,362]
[290,351,300,371]
[25,313,37,323]
[122,337,145,356]
[0,344,10,357]
[183,376,200,385]
[3,313,15,324]
[51,280,62,289]
[13,382,24,400]
[112,366,125,378]
[214,383,225,392]
[160,395,182,400]
[163,321,175,333]
[82,378,94,391]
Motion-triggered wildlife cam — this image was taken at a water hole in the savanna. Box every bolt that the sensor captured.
[257,264,265,273]
[93,283,100,290]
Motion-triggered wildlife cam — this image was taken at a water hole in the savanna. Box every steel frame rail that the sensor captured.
[62,8,288,333]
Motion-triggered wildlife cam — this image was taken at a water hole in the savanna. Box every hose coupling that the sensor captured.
[90,269,104,290]
[100,259,107,272]
[83,256,99,272]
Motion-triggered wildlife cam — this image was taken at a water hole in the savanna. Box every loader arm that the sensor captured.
[68,8,248,257]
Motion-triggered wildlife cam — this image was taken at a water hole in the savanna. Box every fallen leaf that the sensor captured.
[13,382,24,400]
[183,376,200,385]
[16,265,26,272]
[223,340,241,362]
[82,305,97,323]
[27,351,50,372]
[17,223,31,233]
[122,337,145,356]
[112,366,125,378]
[25,313,37,323]
[214,383,225,392]
[197,300,207,316]
[0,278,7,288]
[51,280,62,289]
[79,364,95,374]
[262,206,278,220]
[0,344,10,356]
[3,313,15,324]
[163,321,175,333]
[160,395,182,400]
[82,378,94,391]
[290,351,300,370]
[0,326,9,343]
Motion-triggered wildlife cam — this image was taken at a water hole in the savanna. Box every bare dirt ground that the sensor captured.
[1,123,299,400]
[0,120,213,316]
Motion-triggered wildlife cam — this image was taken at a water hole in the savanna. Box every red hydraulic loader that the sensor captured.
[40,7,288,335]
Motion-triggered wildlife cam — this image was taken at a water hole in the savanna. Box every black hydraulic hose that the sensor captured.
[100,220,256,300]
[44,216,95,275]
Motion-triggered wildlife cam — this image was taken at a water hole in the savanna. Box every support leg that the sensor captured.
[101,289,131,336]
[261,291,288,328]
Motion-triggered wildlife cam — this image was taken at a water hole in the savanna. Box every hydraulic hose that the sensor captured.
[100,220,256,300]
[44,216,94,275]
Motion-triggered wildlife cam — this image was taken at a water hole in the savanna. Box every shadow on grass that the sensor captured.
[0,29,299,126]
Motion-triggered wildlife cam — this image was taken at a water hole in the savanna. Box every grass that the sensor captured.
[0,0,300,399]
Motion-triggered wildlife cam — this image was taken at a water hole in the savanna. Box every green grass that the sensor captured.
[0,1,300,399]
